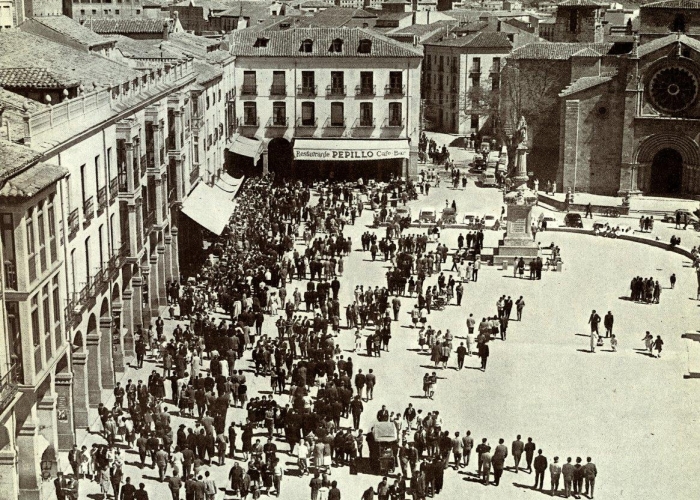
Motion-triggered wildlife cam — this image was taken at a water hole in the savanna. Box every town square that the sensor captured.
[1,2,700,500]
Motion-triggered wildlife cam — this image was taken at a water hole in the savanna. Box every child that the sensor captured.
[610,334,618,352]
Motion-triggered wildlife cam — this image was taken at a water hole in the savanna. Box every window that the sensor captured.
[301,71,315,93]
[272,102,286,126]
[271,71,285,95]
[242,71,256,94]
[301,39,313,52]
[98,225,104,271]
[53,276,61,350]
[43,284,52,361]
[492,76,500,91]
[80,164,87,204]
[358,39,372,54]
[301,102,315,126]
[331,102,344,127]
[360,71,373,94]
[6,302,23,383]
[569,10,578,32]
[254,37,269,47]
[31,294,40,346]
[673,14,686,32]
[84,237,91,285]
[360,103,373,126]
[27,212,36,283]
[194,136,200,163]
[389,103,402,126]
[243,102,257,125]
[470,114,479,130]
[330,38,343,53]
[492,57,501,73]
[331,71,344,94]
[389,71,402,92]
[70,249,76,297]
[37,203,46,273]
[472,57,481,72]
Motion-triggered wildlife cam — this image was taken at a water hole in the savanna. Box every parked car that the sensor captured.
[479,169,498,187]
[394,206,411,220]
[564,213,583,228]
[419,207,437,223]
[661,209,700,224]
[472,156,486,171]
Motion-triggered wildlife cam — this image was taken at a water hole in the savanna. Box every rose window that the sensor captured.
[649,66,698,114]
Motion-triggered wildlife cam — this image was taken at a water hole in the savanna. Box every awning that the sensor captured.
[227,134,263,163]
[215,173,245,197]
[181,183,235,235]
[293,139,410,161]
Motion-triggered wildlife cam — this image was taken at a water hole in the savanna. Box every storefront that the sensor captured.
[225,134,264,177]
[292,139,411,182]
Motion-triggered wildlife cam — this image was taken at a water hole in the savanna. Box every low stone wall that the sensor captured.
[537,193,630,216]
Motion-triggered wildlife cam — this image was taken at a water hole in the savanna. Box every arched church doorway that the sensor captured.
[268,138,293,177]
[650,148,683,194]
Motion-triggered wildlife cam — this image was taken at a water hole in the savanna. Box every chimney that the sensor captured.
[163,19,170,40]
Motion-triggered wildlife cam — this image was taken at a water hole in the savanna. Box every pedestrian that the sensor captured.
[654,335,664,358]
[610,334,618,352]
[670,273,676,289]
[588,310,601,334]
[603,311,613,337]
[478,342,489,371]
[573,457,584,498]
[550,456,562,496]
[515,296,525,321]
[533,449,547,490]
[456,342,467,370]
[562,457,574,498]
[583,457,597,499]
[512,435,524,473]
[590,329,598,353]
[481,448,492,485]
[524,438,536,473]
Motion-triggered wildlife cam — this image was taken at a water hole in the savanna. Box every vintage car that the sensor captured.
[564,213,583,228]
[661,209,700,224]
[419,207,437,223]
[479,169,498,187]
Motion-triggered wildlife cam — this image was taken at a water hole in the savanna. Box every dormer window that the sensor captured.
[301,39,313,53]
[254,37,269,47]
[358,39,371,54]
[330,38,343,53]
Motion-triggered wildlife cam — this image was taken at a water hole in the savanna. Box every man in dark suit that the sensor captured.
[583,457,597,499]
[604,312,614,337]
[376,405,389,422]
[512,435,524,473]
[533,449,548,490]
[478,342,489,371]
[562,457,575,498]
[524,437,536,472]
[120,477,137,500]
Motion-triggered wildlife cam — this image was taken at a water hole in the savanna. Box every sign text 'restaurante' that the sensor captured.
[294,147,409,161]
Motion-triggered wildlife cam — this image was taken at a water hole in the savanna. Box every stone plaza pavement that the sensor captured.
[68,171,700,500]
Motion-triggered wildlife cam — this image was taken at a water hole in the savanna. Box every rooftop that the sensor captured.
[0,139,43,185]
[81,17,172,35]
[559,71,617,97]
[20,15,116,49]
[510,42,616,59]
[641,0,700,8]
[231,27,423,57]
[192,60,223,85]
[0,67,79,90]
[637,32,700,57]
[557,0,605,6]
[426,31,514,49]
[0,161,68,199]
[0,30,143,89]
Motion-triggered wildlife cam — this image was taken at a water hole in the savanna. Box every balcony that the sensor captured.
[0,365,19,414]
[139,154,147,179]
[324,117,346,128]
[355,85,376,97]
[83,197,94,226]
[469,67,482,75]
[240,84,257,96]
[237,117,259,128]
[355,118,376,128]
[144,210,156,236]
[266,117,289,128]
[94,268,109,297]
[385,85,405,97]
[297,85,317,97]
[270,84,287,96]
[109,177,118,203]
[68,208,79,241]
[296,117,318,128]
[326,85,346,97]
[190,164,200,185]
[168,186,177,205]
[107,245,127,280]
[97,186,107,215]
[382,118,405,129]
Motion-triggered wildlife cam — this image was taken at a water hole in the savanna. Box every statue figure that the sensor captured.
[517,115,528,145]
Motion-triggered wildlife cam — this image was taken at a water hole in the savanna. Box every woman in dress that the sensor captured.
[422,373,432,399]
[642,331,654,354]
[654,335,664,358]
[418,328,426,352]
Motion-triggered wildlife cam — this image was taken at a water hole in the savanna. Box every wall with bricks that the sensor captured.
[552,6,603,43]
[639,7,700,43]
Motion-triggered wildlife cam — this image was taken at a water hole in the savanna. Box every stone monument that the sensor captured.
[494,118,540,264]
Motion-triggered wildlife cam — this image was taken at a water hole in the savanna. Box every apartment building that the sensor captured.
[423,31,513,134]
[0,23,196,498]
[230,27,423,181]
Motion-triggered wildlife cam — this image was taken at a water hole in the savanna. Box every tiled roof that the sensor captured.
[559,71,617,97]
[0,30,143,88]
[557,0,604,6]
[192,60,223,85]
[231,27,423,57]
[23,15,115,48]
[510,42,615,59]
[295,0,334,7]
[113,35,183,59]
[0,139,43,184]
[426,31,513,49]
[571,47,601,57]
[642,0,700,8]
[0,87,48,111]
[637,33,700,57]
[389,20,456,36]
[0,162,68,199]
[82,18,171,34]
[0,67,79,89]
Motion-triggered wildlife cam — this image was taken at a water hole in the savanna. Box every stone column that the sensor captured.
[99,317,115,390]
[0,447,19,500]
[164,235,174,285]
[157,245,167,307]
[149,254,160,317]
[154,176,164,225]
[54,372,75,451]
[121,289,135,361]
[36,393,58,452]
[17,420,41,500]
[141,265,152,328]
[131,276,144,332]
[85,332,103,407]
[111,302,125,373]
[128,203,138,257]
[262,150,269,175]
[71,352,89,428]
[125,141,135,193]
[174,109,183,151]
[170,226,180,284]
[153,123,163,168]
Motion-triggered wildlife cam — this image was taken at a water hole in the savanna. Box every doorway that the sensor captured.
[649,148,683,194]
